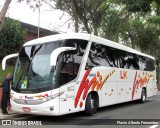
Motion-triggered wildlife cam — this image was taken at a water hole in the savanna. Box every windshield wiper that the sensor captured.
[15,71,24,89]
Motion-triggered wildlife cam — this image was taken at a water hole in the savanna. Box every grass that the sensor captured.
[0,64,14,86]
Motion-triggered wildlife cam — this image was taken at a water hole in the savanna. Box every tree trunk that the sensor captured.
[71,0,79,33]
[0,0,12,32]
[128,31,136,49]
[74,15,79,33]
[72,0,91,33]
[157,64,160,90]
[93,22,98,36]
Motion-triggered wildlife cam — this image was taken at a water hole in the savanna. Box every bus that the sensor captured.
[2,33,157,116]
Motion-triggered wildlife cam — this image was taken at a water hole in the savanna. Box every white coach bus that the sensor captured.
[2,33,156,116]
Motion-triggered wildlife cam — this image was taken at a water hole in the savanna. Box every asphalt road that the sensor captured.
[1,94,160,128]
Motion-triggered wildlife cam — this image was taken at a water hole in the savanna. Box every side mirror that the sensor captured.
[50,47,76,67]
[2,53,19,70]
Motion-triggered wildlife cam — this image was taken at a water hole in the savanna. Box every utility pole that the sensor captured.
[38,7,40,38]
[37,0,41,38]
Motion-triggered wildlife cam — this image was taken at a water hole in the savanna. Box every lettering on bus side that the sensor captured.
[88,73,96,77]
[132,71,154,100]
[74,69,116,108]
[120,70,127,79]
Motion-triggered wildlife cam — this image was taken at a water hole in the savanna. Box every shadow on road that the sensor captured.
[20,99,154,125]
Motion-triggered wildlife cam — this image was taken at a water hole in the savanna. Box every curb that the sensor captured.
[0,113,20,119]
[156,90,160,95]
[0,108,19,119]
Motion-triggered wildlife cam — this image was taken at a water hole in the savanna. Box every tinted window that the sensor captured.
[126,53,139,70]
[86,42,127,69]
[86,43,110,68]
[145,58,155,71]
[138,56,146,70]
[86,42,155,71]
[59,39,88,86]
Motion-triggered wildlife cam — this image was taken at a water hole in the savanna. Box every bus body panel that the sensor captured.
[3,33,156,116]
[59,82,79,115]
[10,88,60,115]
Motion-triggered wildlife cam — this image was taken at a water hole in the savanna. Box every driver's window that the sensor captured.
[59,51,77,85]
[59,39,88,86]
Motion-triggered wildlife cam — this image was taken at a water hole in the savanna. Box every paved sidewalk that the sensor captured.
[156,90,160,95]
[0,108,19,119]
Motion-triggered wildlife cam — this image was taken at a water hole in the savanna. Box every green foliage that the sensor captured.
[0,18,27,59]
[0,63,14,86]
[126,0,151,12]
[113,0,152,12]
[19,0,160,86]
[148,16,160,26]
[100,9,128,42]
[55,0,110,35]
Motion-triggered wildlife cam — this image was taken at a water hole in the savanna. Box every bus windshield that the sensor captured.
[12,39,88,93]
[13,40,64,91]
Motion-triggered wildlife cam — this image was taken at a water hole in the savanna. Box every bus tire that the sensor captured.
[139,88,146,103]
[85,93,97,116]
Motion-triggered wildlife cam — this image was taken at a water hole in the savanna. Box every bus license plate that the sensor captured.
[22,107,30,112]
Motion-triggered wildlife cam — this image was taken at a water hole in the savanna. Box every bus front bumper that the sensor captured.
[10,98,60,116]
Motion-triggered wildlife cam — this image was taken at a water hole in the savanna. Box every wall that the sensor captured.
[25,32,38,42]
[0,87,2,107]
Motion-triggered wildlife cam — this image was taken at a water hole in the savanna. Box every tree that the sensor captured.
[0,18,27,60]
[56,0,111,35]
[55,0,79,32]
[100,5,131,42]
[0,0,12,32]
[18,0,160,88]
[112,0,152,13]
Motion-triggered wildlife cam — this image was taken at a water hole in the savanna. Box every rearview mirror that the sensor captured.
[50,47,76,67]
[2,53,19,70]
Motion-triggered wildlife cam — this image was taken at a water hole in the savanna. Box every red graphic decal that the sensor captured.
[132,72,153,100]
[74,69,115,108]
[74,70,91,108]
[80,102,83,108]
[132,72,139,100]
[82,77,96,100]
[34,93,49,98]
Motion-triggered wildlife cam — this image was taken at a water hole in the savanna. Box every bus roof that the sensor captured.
[23,33,154,60]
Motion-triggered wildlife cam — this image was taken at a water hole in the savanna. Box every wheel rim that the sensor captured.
[91,98,94,109]
[142,91,146,102]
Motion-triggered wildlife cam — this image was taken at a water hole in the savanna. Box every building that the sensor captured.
[0,22,59,107]
[0,20,59,61]
[20,22,59,42]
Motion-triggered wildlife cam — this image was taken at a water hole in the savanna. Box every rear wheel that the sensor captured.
[139,88,146,103]
[85,93,98,116]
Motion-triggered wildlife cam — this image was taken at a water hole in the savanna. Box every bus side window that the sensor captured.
[86,42,112,69]
[145,58,155,71]
[59,51,77,85]
[59,39,88,86]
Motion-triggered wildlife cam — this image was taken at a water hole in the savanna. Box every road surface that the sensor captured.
[1,94,160,128]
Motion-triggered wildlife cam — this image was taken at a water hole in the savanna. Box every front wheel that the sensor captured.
[139,89,146,103]
[85,93,97,116]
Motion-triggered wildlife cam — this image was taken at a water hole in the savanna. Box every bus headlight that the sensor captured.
[42,97,48,102]
[39,91,64,103]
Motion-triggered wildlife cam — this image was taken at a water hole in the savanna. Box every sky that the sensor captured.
[0,0,74,33]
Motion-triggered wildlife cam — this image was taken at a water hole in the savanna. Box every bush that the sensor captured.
[0,18,27,61]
